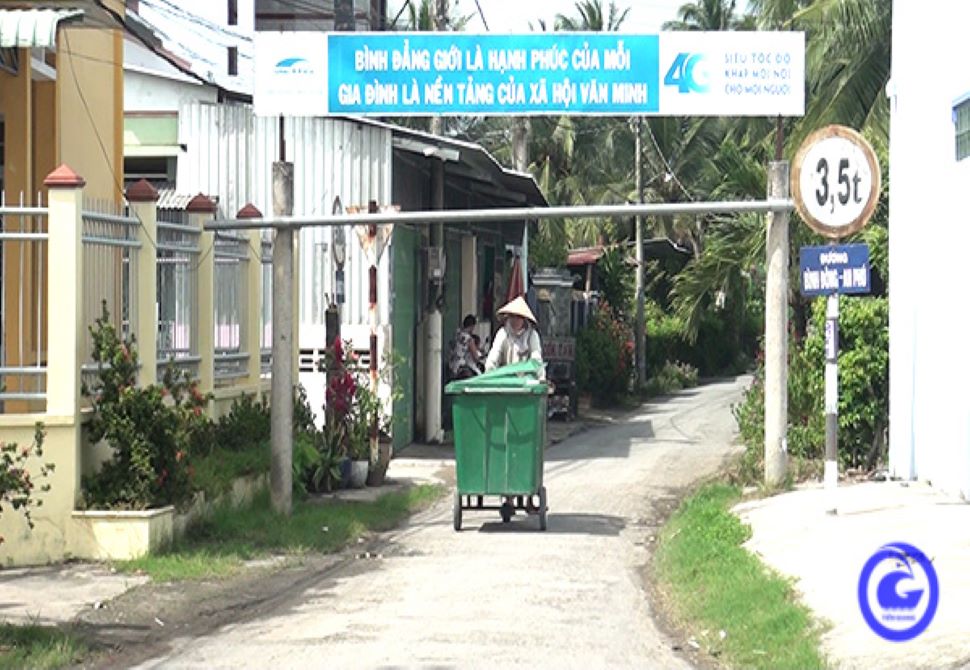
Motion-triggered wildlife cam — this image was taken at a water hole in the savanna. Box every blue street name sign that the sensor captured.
[799,244,870,296]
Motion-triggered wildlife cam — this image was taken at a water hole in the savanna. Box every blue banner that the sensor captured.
[327,33,659,115]
[799,244,871,296]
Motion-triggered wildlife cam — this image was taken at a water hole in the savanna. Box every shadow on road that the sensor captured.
[475,512,625,536]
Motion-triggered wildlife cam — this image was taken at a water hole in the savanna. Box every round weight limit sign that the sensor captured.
[791,125,881,239]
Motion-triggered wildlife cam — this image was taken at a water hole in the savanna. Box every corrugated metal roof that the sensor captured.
[0,8,83,48]
[157,188,199,211]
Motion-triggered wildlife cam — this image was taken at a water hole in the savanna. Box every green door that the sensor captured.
[391,227,419,451]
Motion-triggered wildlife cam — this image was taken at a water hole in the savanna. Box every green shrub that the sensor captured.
[211,393,271,453]
[82,304,205,510]
[643,360,699,397]
[733,296,889,480]
[577,303,632,406]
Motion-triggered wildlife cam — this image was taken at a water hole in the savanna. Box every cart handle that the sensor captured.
[457,386,547,395]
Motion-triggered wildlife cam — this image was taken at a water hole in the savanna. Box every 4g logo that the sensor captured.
[664,53,709,93]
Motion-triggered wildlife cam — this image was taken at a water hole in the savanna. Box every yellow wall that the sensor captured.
[55,25,123,204]
[0,53,32,201]
[0,419,81,566]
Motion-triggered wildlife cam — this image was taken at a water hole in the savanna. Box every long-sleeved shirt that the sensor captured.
[484,325,544,379]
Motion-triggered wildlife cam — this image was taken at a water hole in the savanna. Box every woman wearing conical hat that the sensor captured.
[485,296,545,380]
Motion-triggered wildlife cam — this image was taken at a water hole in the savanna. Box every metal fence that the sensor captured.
[214,230,249,382]
[80,200,140,392]
[156,209,201,380]
[0,194,49,411]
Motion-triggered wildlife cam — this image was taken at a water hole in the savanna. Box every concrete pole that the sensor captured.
[367,201,380,466]
[824,293,839,503]
[271,160,294,515]
[764,160,790,487]
[634,117,646,389]
[512,117,530,284]
[188,195,217,398]
[425,159,445,443]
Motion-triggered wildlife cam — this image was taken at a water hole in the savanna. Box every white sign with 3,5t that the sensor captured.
[791,125,880,239]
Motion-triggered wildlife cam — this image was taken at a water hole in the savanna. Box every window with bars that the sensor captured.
[955,97,970,161]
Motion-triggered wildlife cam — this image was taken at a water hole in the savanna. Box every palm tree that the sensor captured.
[555,0,630,31]
[662,0,747,31]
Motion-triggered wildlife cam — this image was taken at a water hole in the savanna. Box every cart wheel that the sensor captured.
[538,486,548,531]
[453,491,462,531]
[500,500,514,523]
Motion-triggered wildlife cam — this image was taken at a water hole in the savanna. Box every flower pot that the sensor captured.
[348,460,369,489]
[366,441,392,487]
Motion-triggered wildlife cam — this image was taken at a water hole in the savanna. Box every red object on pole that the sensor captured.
[506,255,524,303]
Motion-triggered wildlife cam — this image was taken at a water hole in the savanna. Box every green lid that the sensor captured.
[445,359,548,395]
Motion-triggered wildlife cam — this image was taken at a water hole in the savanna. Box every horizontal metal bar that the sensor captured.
[0,392,46,401]
[215,252,250,262]
[82,212,139,226]
[157,355,202,367]
[215,370,249,381]
[215,351,250,361]
[206,200,795,231]
[215,231,247,241]
[82,235,141,249]
[0,232,49,241]
[0,367,47,375]
[157,222,201,235]
[0,206,48,216]
[157,244,201,254]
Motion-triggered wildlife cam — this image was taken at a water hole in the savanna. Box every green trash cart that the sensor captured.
[445,359,549,531]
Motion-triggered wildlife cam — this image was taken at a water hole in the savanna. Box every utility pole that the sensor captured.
[512,116,530,285]
[764,157,789,488]
[270,117,294,515]
[422,0,448,443]
[634,117,646,389]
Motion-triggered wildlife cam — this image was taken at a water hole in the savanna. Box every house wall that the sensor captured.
[888,0,970,499]
[56,26,124,203]
[176,102,394,425]
[0,53,33,200]
[125,68,217,112]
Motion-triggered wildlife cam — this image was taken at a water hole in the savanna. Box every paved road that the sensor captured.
[134,378,747,669]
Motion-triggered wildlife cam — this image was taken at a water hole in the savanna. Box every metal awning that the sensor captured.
[0,9,84,49]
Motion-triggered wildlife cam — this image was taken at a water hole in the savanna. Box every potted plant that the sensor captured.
[76,304,208,559]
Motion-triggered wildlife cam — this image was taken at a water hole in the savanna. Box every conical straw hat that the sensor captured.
[497,296,537,325]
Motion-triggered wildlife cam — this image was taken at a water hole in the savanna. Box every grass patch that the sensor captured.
[116,484,445,581]
[0,624,88,670]
[654,483,826,670]
[190,443,270,501]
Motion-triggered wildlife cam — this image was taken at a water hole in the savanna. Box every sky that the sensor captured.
[386,0,690,33]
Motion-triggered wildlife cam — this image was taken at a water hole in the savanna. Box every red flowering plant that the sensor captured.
[82,303,206,510]
[576,301,633,406]
[320,337,381,462]
[0,423,53,545]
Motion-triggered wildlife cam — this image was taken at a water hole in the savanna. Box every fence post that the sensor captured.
[188,194,217,396]
[43,165,85,420]
[43,165,84,508]
[238,204,264,390]
[126,180,159,387]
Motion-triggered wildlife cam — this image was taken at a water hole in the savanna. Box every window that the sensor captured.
[955,96,970,161]
[228,0,238,25]
[228,46,238,76]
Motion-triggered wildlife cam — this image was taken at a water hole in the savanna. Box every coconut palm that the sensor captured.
[662,0,748,31]
[555,0,630,31]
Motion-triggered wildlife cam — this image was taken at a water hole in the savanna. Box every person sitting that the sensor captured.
[449,314,483,380]
[485,296,544,379]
